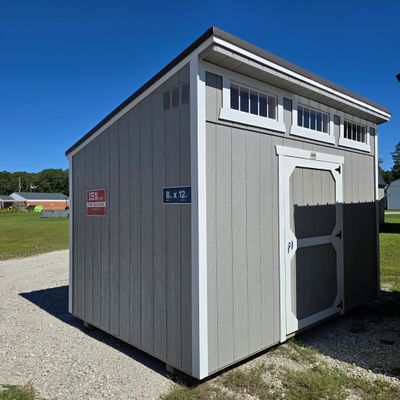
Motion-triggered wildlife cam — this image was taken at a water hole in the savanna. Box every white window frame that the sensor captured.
[202,61,286,133]
[290,97,335,145]
[338,115,372,152]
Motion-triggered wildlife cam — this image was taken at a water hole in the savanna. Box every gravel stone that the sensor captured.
[0,251,175,400]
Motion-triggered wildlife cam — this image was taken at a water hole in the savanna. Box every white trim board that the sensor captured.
[213,37,390,121]
[277,150,344,339]
[190,56,208,380]
[275,145,345,164]
[68,157,73,314]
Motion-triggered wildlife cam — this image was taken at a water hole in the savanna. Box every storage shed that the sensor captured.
[66,27,391,379]
[387,178,400,210]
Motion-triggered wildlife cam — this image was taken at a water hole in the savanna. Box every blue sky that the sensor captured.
[0,0,399,171]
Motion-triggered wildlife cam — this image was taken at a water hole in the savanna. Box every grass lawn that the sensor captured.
[380,212,400,292]
[0,211,69,261]
[0,385,37,400]
[165,340,400,400]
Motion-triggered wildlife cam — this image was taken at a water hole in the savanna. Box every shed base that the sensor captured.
[83,321,96,330]
[165,364,179,375]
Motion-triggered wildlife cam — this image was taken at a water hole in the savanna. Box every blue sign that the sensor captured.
[163,186,191,204]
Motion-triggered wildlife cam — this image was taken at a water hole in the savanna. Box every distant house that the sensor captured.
[0,195,15,209]
[378,174,387,225]
[10,192,69,210]
[387,179,400,210]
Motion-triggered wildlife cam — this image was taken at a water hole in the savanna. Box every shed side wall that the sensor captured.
[72,64,192,374]
[205,70,378,374]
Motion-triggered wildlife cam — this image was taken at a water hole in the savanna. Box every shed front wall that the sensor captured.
[205,70,378,374]
[71,64,193,375]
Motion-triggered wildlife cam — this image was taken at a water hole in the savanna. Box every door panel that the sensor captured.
[292,244,337,320]
[282,156,343,335]
[290,168,336,239]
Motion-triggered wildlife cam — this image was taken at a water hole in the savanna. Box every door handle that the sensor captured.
[287,240,293,253]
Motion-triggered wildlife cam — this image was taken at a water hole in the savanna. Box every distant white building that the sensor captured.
[387,179,400,210]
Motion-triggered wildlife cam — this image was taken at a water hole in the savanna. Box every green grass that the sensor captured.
[221,363,273,400]
[164,384,234,400]
[283,364,399,400]
[0,385,37,400]
[380,213,400,292]
[0,212,69,260]
[165,340,400,400]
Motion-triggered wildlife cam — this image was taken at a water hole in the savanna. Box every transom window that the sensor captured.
[297,105,329,133]
[231,83,277,120]
[344,121,367,143]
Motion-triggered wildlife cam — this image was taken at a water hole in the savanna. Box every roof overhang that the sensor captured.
[200,41,390,124]
[66,27,391,158]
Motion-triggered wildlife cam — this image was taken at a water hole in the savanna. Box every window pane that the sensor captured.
[172,87,180,108]
[356,125,361,142]
[352,123,357,141]
[163,91,170,111]
[250,91,258,115]
[181,83,189,105]
[304,107,310,128]
[310,110,316,130]
[268,96,276,119]
[362,126,366,143]
[344,121,348,138]
[240,88,249,112]
[231,85,239,110]
[322,114,328,133]
[298,106,303,127]
[316,112,322,132]
[259,95,267,117]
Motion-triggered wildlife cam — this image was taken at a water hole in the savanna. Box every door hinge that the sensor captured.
[337,300,343,309]
[335,230,342,239]
[335,165,341,174]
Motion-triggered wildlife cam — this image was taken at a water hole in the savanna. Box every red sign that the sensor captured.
[87,189,106,216]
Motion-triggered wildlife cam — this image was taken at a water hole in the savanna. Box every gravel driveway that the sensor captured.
[0,251,174,400]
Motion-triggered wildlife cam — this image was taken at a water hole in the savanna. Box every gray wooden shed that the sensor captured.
[387,179,400,210]
[66,27,391,379]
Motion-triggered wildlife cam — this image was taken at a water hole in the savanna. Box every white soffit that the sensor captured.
[201,41,390,124]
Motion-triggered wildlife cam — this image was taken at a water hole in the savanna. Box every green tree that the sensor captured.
[35,169,69,195]
[0,169,69,196]
[379,158,392,184]
[391,142,400,181]
[0,171,14,194]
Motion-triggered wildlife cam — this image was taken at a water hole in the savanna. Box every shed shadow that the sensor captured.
[381,221,400,234]
[298,290,400,379]
[19,286,181,382]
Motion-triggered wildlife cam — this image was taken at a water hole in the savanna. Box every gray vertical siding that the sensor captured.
[71,64,192,375]
[205,70,378,374]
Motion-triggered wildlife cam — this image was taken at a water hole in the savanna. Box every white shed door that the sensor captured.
[279,150,344,337]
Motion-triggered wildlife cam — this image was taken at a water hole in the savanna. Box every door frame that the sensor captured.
[276,145,345,342]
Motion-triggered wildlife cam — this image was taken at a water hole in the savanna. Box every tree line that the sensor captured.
[0,142,398,196]
[0,169,69,196]
[380,141,400,184]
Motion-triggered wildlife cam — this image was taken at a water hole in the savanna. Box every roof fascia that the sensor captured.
[213,37,390,122]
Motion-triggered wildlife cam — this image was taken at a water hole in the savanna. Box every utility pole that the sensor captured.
[18,177,21,192]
